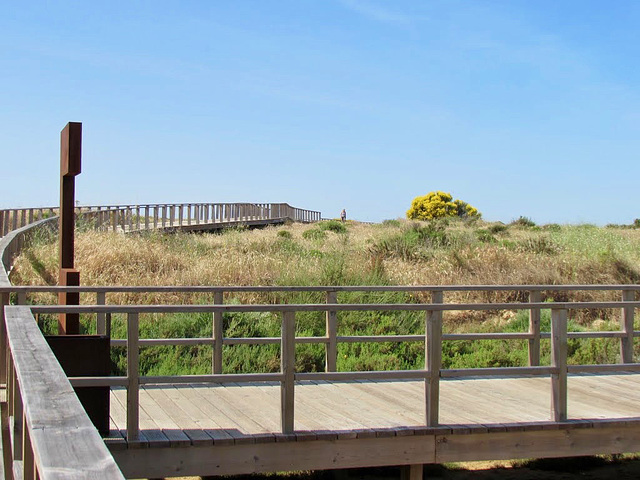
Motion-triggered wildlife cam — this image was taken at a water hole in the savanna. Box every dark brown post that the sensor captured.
[58,122,82,334]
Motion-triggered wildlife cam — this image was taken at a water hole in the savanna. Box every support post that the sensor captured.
[0,292,8,384]
[401,464,424,480]
[212,291,224,374]
[96,292,106,335]
[621,289,635,364]
[22,419,35,480]
[529,290,541,366]
[127,312,140,441]
[551,308,568,422]
[426,290,443,427]
[325,291,338,372]
[281,311,296,433]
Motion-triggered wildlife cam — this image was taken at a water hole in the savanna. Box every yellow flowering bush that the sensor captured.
[406,191,480,220]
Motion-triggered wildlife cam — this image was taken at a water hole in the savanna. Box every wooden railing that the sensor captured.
[0,202,321,237]
[3,287,637,440]
[2,211,640,473]
[3,306,125,479]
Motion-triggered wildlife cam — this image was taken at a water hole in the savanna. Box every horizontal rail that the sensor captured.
[0,202,322,238]
[26,301,640,314]
[4,284,640,293]
[3,306,124,479]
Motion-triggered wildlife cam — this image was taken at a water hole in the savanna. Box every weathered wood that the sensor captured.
[96,291,106,335]
[529,290,541,366]
[281,311,296,433]
[325,291,338,372]
[296,370,428,382]
[401,464,423,480]
[551,308,568,421]
[126,313,140,441]
[4,306,124,479]
[621,289,635,363]
[112,435,436,478]
[426,291,443,427]
[435,425,640,463]
[212,290,223,374]
[28,300,640,316]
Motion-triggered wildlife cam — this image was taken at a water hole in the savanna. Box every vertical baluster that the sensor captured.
[529,290,541,366]
[281,311,296,433]
[127,312,140,441]
[212,291,224,374]
[425,291,442,427]
[23,419,35,480]
[0,292,9,384]
[551,308,568,422]
[96,292,106,335]
[325,291,338,372]
[13,375,23,460]
[621,289,635,363]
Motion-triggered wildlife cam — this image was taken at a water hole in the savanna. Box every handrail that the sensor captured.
[0,202,322,237]
[25,296,640,438]
[4,306,124,479]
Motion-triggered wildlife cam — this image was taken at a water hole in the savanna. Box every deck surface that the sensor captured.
[108,373,640,446]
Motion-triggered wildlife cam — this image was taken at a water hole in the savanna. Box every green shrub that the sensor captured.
[318,219,347,234]
[511,216,536,227]
[302,228,326,240]
[518,236,559,255]
[381,219,401,227]
[277,230,292,239]
[406,191,480,221]
[475,229,496,243]
[488,223,508,234]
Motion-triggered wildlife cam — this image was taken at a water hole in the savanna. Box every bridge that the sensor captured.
[2,212,640,479]
[0,202,321,238]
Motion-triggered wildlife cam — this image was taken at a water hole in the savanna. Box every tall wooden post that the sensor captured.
[58,122,82,334]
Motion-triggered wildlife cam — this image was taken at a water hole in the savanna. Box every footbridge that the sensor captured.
[0,201,321,238]
[2,217,640,479]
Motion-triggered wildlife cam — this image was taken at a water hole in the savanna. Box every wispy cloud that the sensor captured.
[338,0,415,28]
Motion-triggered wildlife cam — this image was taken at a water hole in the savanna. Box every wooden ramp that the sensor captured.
[107,374,640,478]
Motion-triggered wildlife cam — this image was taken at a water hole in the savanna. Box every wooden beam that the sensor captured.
[325,291,338,372]
[426,291,443,427]
[281,311,296,433]
[551,308,568,422]
[5,306,124,478]
[621,289,635,363]
[111,436,436,479]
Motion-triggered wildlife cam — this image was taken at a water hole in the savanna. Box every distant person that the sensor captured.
[340,209,346,222]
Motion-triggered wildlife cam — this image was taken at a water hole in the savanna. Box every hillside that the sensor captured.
[11,218,640,376]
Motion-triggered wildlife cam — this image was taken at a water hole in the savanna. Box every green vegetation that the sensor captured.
[13,218,640,377]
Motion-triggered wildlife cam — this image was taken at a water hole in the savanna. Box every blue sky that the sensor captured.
[2,1,639,224]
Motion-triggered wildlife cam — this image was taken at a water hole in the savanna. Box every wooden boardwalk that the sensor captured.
[109,374,640,439]
[107,374,640,478]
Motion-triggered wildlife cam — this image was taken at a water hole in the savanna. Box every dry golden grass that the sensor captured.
[11,219,640,313]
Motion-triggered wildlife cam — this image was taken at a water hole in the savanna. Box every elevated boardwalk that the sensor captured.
[0,202,322,238]
[105,375,640,477]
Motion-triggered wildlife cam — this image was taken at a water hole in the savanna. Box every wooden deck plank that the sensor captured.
[105,373,640,452]
[186,384,272,434]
